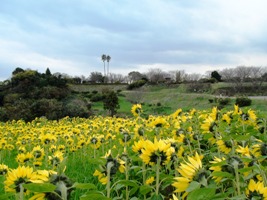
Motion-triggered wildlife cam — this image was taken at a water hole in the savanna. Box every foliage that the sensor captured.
[0,105,267,199]
[235,97,252,107]
[90,93,105,102]
[127,80,147,90]
[0,68,91,121]
[211,70,222,82]
[103,91,120,116]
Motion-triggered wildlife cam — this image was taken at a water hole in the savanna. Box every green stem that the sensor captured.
[234,164,241,196]
[57,181,68,200]
[19,184,24,200]
[142,162,147,200]
[156,157,161,195]
[106,162,114,198]
[125,161,129,200]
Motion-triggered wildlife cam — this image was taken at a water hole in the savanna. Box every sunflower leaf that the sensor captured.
[139,185,153,195]
[22,183,56,193]
[187,188,216,200]
[185,181,201,192]
[0,193,15,200]
[72,182,97,190]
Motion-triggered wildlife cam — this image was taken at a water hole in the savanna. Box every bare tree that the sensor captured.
[183,73,202,82]
[220,66,266,93]
[108,73,126,83]
[146,68,165,83]
[168,70,186,83]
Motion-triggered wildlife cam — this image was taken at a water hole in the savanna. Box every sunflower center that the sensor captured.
[247,191,263,199]
[34,150,42,158]
[90,137,98,144]
[155,123,163,128]
[14,178,29,193]
[224,141,232,148]
[209,122,217,132]
[149,151,167,165]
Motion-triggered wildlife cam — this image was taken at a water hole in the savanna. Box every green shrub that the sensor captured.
[90,93,105,102]
[63,99,90,118]
[127,80,147,90]
[235,97,252,107]
[218,98,231,106]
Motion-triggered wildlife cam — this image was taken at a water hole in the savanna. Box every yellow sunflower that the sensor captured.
[216,139,234,154]
[246,179,267,199]
[172,152,206,193]
[31,145,45,161]
[16,152,33,164]
[93,169,108,185]
[209,156,226,183]
[131,104,143,117]
[236,145,251,157]
[0,164,8,175]
[139,138,173,166]
[4,166,47,194]
[132,138,148,154]
[48,151,64,167]
[145,176,155,185]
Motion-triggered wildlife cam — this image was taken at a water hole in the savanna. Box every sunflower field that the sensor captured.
[0,104,267,200]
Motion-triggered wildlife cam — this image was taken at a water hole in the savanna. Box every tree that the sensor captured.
[89,72,104,83]
[45,68,52,76]
[12,67,24,75]
[106,55,111,76]
[211,71,222,82]
[103,91,120,116]
[146,68,165,83]
[101,54,107,77]
[128,71,145,83]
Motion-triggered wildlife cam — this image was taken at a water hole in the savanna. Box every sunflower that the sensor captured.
[132,138,147,154]
[93,169,108,185]
[139,138,173,166]
[222,112,232,124]
[0,164,8,175]
[131,104,142,117]
[4,166,48,194]
[236,145,251,157]
[31,145,45,161]
[145,176,155,185]
[210,156,244,183]
[16,152,33,164]
[209,156,226,183]
[39,133,57,145]
[246,179,267,199]
[150,116,169,128]
[172,152,206,193]
[233,104,242,115]
[216,139,234,154]
[201,117,217,133]
[48,151,64,167]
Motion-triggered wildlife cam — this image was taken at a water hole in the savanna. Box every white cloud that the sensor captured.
[1,0,267,81]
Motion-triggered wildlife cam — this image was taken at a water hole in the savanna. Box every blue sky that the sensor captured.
[1,0,267,81]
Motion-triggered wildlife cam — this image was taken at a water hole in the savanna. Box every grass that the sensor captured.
[72,84,267,117]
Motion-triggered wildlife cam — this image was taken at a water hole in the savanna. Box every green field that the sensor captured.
[69,84,267,117]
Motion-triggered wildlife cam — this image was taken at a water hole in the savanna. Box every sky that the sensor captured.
[1,0,267,81]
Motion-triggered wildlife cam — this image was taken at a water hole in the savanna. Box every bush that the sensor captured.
[127,80,147,90]
[235,97,252,107]
[90,93,105,102]
[63,99,90,118]
[218,98,231,106]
